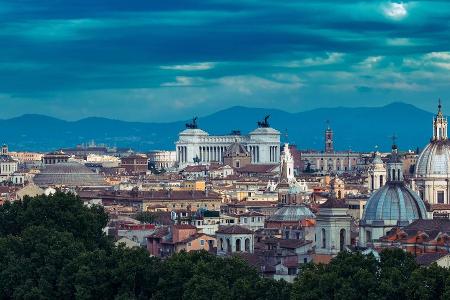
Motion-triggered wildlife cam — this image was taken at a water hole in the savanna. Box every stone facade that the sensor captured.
[176,124,280,169]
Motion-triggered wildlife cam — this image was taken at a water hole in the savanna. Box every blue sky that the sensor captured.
[1,0,450,121]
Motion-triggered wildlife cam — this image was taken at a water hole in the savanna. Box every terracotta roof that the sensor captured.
[173,224,196,230]
[320,197,347,209]
[235,164,278,174]
[416,253,448,266]
[147,226,169,239]
[278,239,313,249]
[216,225,254,235]
[99,189,222,201]
[239,211,265,217]
[429,204,450,211]
[183,165,208,172]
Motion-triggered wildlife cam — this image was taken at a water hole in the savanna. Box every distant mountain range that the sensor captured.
[0,102,437,152]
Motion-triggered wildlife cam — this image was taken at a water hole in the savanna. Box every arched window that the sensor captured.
[392,169,396,181]
[398,169,401,181]
[321,228,326,248]
[236,238,241,252]
[340,229,346,251]
[220,238,224,251]
[366,230,372,243]
[245,238,250,252]
[227,239,231,253]
[379,175,383,187]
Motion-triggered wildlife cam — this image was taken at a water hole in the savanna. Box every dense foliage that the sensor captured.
[292,249,450,300]
[0,193,288,299]
[2,192,450,299]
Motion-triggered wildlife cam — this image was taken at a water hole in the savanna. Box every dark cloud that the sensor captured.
[0,0,449,121]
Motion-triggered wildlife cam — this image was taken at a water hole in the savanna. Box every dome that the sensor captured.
[33,162,108,187]
[415,140,450,177]
[372,152,383,165]
[249,127,280,135]
[361,182,427,226]
[179,128,209,136]
[267,205,315,222]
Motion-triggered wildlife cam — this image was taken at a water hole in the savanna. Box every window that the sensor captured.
[340,229,346,251]
[288,268,297,275]
[438,191,445,204]
[187,242,191,247]
[321,228,326,248]
[303,258,307,264]
[243,218,248,224]
[200,240,205,246]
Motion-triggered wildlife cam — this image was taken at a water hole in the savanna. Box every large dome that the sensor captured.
[361,182,427,226]
[415,140,450,177]
[267,205,315,222]
[33,162,108,187]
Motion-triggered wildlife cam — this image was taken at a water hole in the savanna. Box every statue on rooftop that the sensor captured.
[185,117,198,129]
[257,115,270,128]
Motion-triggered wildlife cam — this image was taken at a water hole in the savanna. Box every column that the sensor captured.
[257,146,260,163]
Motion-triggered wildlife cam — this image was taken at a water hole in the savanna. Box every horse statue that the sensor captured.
[185,117,198,129]
[257,115,270,128]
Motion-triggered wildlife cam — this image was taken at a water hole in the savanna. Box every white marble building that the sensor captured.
[176,118,280,169]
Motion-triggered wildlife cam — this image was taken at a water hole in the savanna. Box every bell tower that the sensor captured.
[325,121,334,153]
[433,99,448,141]
[1,144,8,155]
[386,136,403,182]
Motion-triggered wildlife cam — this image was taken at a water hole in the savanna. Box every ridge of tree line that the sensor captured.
[0,193,449,299]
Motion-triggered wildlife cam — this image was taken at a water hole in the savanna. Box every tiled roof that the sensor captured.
[416,253,448,266]
[278,239,313,249]
[320,197,347,209]
[216,225,254,235]
[235,164,278,174]
[239,211,265,217]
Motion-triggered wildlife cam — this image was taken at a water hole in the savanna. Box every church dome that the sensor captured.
[267,205,315,222]
[361,182,427,226]
[415,140,450,177]
[33,162,107,187]
[415,100,450,178]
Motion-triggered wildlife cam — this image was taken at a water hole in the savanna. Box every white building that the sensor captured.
[412,101,450,204]
[315,196,352,257]
[0,145,18,182]
[176,117,280,169]
[216,225,254,255]
[367,151,386,192]
[148,150,177,170]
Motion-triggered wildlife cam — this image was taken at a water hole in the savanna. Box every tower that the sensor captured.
[433,99,448,141]
[1,144,8,155]
[280,143,295,181]
[386,137,403,182]
[368,150,386,192]
[325,121,334,153]
[315,194,352,257]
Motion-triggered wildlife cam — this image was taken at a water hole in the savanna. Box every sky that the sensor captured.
[0,0,450,122]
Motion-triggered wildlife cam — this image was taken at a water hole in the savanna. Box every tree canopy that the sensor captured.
[1,192,450,299]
